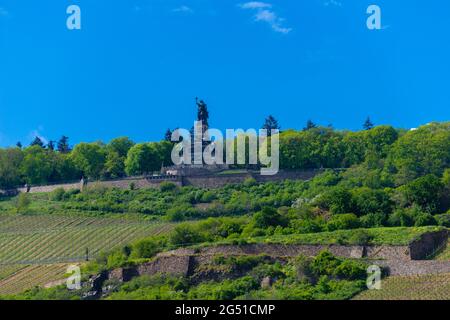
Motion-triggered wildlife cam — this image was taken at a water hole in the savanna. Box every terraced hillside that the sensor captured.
[0,214,174,264]
[354,273,450,300]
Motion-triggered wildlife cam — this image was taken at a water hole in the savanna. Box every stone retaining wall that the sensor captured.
[106,230,448,283]
[375,260,450,276]
[9,169,322,194]
[157,243,412,261]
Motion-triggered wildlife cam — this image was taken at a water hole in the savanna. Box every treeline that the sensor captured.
[0,122,449,189]
[0,137,173,189]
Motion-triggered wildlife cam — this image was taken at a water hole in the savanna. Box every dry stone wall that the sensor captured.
[13,169,322,194]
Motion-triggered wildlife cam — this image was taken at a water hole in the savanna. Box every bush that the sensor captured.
[131,238,162,259]
[319,187,354,214]
[253,207,288,229]
[326,214,360,231]
[160,182,177,193]
[435,214,450,227]
[243,178,257,187]
[333,260,366,280]
[310,251,341,276]
[169,224,205,246]
[50,187,65,201]
[359,213,387,228]
[16,193,31,213]
[348,229,373,245]
[413,212,437,227]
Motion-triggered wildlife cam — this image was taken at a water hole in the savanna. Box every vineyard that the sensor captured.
[0,264,71,295]
[0,214,174,264]
[354,273,450,300]
[0,214,174,295]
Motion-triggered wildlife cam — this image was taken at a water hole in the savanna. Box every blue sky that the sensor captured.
[0,0,449,147]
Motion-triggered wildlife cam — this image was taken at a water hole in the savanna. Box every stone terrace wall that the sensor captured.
[12,169,322,194]
[157,243,411,261]
[183,169,323,189]
[17,182,82,194]
[375,260,450,276]
[16,176,182,194]
[106,231,448,282]
[182,173,252,188]
[409,230,449,260]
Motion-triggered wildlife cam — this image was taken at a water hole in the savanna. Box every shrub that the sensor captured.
[319,187,354,214]
[333,260,366,280]
[359,212,387,228]
[326,214,360,231]
[160,182,177,193]
[16,193,31,213]
[435,214,450,227]
[388,209,414,227]
[63,188,80,200]
[294,255,316,284]
[169,224,205,246]
[50,187,65,201]
[131,238,161,259]
[348,229,373,245]
[253,207,288,229]
[243,178,257,187]
[310,251,341,276]
[413,212,437,227]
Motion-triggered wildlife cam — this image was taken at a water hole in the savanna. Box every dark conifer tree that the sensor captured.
[363,117,374,130]
[164,129,173,142]
[30,136,45,148]
[47,141,55,151]
[57,136,71,153]
[303,119,317,131]
[16,142,22,149]
[262,115,281,136]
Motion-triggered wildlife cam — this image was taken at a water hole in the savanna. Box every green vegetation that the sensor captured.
[0,121,449,300]
[1,122,449,189]
[5,251,368,300]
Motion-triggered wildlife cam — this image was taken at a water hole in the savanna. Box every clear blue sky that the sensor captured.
[0,0,449,147]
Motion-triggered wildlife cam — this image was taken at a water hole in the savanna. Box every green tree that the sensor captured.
[20,146,53,184]
[125,143,158,176]
[303,119,317,131]
[0,148,24,188]
[30,136,45,148]
[387,122,450,184]
[262,115,280,136]
[253,207,287,228]
[57,136,71,153]
[399,174,445,213]
[70,143,106,179]
[363,117,374,130]
[107,137,135,158]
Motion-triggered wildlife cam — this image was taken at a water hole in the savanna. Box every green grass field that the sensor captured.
[0,214,174,264]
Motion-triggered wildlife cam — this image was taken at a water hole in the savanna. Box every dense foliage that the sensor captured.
[0,122,448,189]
